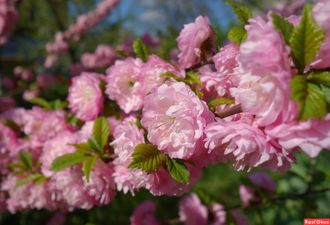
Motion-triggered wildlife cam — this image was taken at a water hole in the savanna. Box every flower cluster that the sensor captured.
[1,1,330,220]
[45,0,119,67]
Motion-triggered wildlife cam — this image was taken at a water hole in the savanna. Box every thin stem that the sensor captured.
[216,104,242,119]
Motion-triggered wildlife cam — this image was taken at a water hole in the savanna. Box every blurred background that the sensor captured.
[1,0,329,225]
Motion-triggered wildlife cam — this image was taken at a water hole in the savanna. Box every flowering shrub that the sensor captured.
[1,0,330,224]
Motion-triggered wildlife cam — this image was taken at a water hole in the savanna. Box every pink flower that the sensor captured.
[68,72,103,121]
[239,185,259,207]
[266,114,330,157]
[177,16,214,69]
[81,45,116,69]
[2,176,51,213]
[0,123,20,171]
[142,54,183,94]
[311,1,330,69]
[48,168,94,210]
[141,82,214,159]
[83,160,116,205]
[205,120,293,172]
[213,43,239,74]
[248,172,276,193]
[232,17,294,126]
[179,194,226,225]
[209,203,226,225]
[111,116,153,194]
[147,165,200,196]
[130,201,161,225]
[179,194,208,225]
[40,131,77,177]
[105,58,144,113]
[22,107,70,149]
[230,209,249,225]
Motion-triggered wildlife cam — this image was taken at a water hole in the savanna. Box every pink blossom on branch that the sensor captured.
[68,72,104,121]
[177,16,214,69]
[130,201,161,225]
[141,82,214,159]
[205,120,293,172]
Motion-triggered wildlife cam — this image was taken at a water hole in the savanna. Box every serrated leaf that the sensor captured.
[128,144,163,173]
[226,1,252,25]
[272,13,294,44]
[133,38,149,62]
[320,84,330,104]
[51,152,90,172]
[91,117,110,153]
[291,75,327,120]
[228,26,247,45]
[165,158,190,184]
[28,97,52,110]
[19,151,33,170]
[71,143,93,153]
[289,5,325,73]
[83,155,97,182]
[307,71,330,84]
[208,97,235,108]
[15,174,45,188]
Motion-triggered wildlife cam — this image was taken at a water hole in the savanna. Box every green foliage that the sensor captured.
[28,98,52,110]
[227,26,247,45]
[291,75,327,120]
[289,5,325,73]
[128,144,164,173]
[271,13,294,44]
[89,117,110,153]
[51,152,90,172]
[15,174,46,188]
[307,71,330,84]
[83,156,98,182]
[19,151,33,170]
[208,97,235,108]
[133,38,149,62]
[165,158,190,184]
[225,1,252,25]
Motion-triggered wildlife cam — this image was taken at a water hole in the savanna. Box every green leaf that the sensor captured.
[185,71,202,86]
[226,1,252,25]
[208,97,235,108]
[19,151,33,170]
[320,84,330,104]
[291,75,327,120]
[228,26,247,45]
[82,156,97,182]
[289,5,325,73]
[133,38,149,62]
[307,71,330,84]
[3,119,21,134]
[71,143,93,153]
[15,174,45,188]
[51,152,90,172]
[160,72,183,82]
[165,158,190,184]
[90,117,110,153]
[271,13,294,44]
[128,144,163,173]
[28,97,52,110]
[51,99,68,109]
